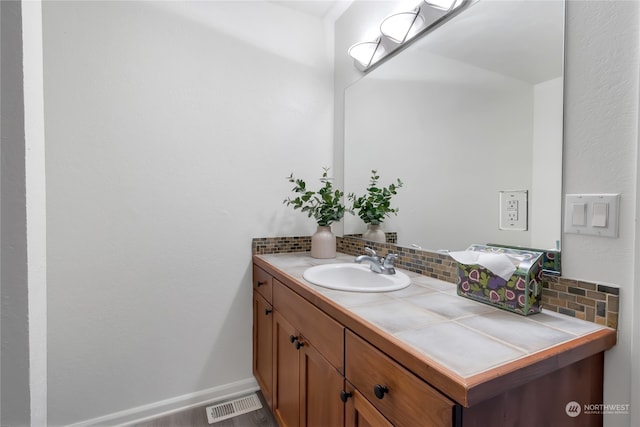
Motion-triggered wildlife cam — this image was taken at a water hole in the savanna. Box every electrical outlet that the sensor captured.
[499,190,528,231]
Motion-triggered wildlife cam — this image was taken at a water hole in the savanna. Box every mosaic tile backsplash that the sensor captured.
[252,235,619,329]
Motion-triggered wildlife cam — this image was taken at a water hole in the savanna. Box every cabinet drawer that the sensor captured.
[346,331,455,427]
[274,280,344,373]
[253,265,273,302]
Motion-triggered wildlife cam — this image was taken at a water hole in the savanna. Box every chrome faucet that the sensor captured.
[355,247,398,275]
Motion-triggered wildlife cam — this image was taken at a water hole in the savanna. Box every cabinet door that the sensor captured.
[273,311,300,427]
[345,383,392,427]
[299,339,344,427]
[273,281,344,373]
[253,291,273,409]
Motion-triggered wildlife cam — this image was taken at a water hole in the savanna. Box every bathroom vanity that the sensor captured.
[252,253,616,427]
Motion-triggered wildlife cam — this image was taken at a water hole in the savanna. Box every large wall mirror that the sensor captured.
[344,0,564,252]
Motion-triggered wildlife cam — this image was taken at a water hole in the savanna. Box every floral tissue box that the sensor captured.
[455,244,544,315]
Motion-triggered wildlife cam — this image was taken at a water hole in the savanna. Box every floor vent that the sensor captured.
[206,393,263,424]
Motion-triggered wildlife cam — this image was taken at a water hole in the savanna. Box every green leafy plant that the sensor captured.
[348,170,403,225]
[284,167,346,227]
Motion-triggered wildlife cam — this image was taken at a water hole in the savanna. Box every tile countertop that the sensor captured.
[255,252,617,405]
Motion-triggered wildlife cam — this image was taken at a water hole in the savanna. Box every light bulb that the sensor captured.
[380,11,425,44]
[348,40,386,68]
[423,0,463,11]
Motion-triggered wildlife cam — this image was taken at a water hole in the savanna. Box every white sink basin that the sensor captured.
[303,263,411,293]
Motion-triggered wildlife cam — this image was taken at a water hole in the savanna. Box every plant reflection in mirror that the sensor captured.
[349,170,403,225]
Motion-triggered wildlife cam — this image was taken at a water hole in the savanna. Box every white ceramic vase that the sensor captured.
[311,225,336,259]
[363,224,386,243]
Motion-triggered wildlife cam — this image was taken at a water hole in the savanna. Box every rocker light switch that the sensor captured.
[592,202,608,227]
[564,194,620,238]
[571,203,586,226]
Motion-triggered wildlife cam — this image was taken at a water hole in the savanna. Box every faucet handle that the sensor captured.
[364,247,377,257]
[383,253,398,267]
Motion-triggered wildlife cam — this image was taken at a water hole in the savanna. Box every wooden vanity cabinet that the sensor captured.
[252,259,612,427]
[252,266,274,408]
[253,264,457,427]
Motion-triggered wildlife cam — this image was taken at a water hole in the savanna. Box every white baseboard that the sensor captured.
[65,377,260,427]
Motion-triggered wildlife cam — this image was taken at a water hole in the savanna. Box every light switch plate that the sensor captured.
[564,194,620,238]
[499,190,528,231]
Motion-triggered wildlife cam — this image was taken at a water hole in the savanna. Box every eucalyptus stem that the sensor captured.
[348,170,403,225]
[284,167,346,227]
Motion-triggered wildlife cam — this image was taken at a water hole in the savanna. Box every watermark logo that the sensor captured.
[565,401,581,417]
[565,401,631,417]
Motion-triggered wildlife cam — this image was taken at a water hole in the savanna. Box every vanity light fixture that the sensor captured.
[423,0,464,11]
[348,38,386,68]
[348,0,471,72]
[380,9,425,44]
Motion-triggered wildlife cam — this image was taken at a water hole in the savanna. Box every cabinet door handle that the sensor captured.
[373,384,389,399]
[257,280,266,287]
[340,390,352,403]
[264,308,272,315]
[295,340,304,350]
[289,335,298,343]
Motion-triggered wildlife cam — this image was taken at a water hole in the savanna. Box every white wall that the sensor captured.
[42,1,333,425]
[336,0,639,425]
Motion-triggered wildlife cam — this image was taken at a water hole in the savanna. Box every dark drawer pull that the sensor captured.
[340,390,352,403]
[289,335,298,343]
[264,308,272,315]
[374,384,389,399]
[295,340,304,350]
[257,280,267,287]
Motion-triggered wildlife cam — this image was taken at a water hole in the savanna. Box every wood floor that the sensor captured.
[132,392,277,427]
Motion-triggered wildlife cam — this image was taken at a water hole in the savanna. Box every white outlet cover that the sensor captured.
[499,190,528,231]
